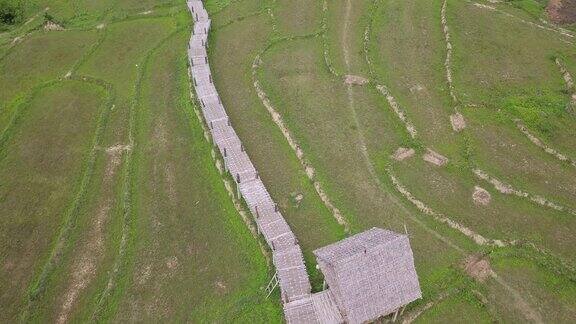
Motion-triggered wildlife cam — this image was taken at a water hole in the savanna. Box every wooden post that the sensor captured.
[392,308,399,322]
[275,204,279,212]
[235,174,241,199]
[223,147,227,157]
[204,56,208,64]
[209,121,213,129]
[209,74,213,83]
[255,205,260,218]
[322,280,327,290]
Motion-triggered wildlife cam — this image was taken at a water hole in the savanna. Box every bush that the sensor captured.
[0,0,24,26]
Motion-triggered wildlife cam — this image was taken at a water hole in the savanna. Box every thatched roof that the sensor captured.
[314,228,421,324]
[284,290,343,324]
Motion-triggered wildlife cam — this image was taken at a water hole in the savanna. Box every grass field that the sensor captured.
[0,0,575,322]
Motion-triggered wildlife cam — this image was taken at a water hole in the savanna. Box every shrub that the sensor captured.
[0,0,24,26]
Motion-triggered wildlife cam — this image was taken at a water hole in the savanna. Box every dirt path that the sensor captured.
[490,271,544,324]
[341,0,382,188]
[402,289,455,323]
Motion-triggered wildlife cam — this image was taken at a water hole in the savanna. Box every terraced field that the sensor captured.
[1,0,575,322]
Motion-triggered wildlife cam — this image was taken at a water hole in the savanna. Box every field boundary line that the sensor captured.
[252,54,351,233]
[245,0,351,233]
[513,118,576,167]
[473,168,576,216]
[339,0,476,255]
[320,0,340,77]
[211,7,268,32]
[387,169,508,247]
[362,0,419,141]
[0,80,59,160]
[441,0,459,106]
[555,57,576,115]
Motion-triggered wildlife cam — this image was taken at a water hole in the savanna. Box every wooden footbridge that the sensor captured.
[186,2,421,323]
[186,0,312,306]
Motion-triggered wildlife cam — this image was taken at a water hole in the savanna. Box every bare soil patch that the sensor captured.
[463,255,493,282]
[392,147,415,161]
[423,149,448,166]
[450,112,466,132]
[164,164,177,206]
[343,74,368,85]
[472,186,491,206]
[44,21,65,31]
[105,144,131,179]
[547,0,576,24]
[166,256,179,271]
[215,280,228,295]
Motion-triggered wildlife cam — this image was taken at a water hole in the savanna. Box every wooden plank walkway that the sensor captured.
[186,0,313,311]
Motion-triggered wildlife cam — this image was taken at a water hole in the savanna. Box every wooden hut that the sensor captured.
[312,228,422,323]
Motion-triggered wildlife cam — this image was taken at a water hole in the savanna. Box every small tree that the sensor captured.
[0,0,24,26]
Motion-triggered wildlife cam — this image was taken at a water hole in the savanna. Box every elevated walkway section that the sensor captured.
[186,0,312,309]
